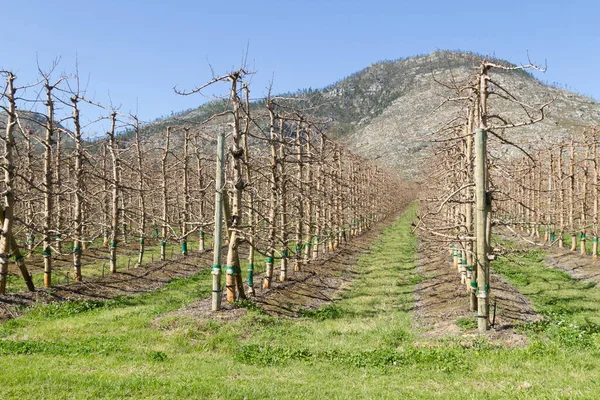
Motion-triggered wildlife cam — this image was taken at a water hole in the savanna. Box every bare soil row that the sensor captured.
[414,238,541,346]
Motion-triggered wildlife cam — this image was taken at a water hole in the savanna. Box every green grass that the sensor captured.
[2,205,600,398]
[455,317,478,331]
[492,243,600,346]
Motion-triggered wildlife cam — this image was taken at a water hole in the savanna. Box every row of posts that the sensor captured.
[450,128,490,332]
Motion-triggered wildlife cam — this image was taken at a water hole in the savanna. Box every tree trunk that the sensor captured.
[0,74,33,293]
[263,103,278,289]
[107,113,119,273]
[55,127,63,253]
[72,96,84,281]
[594,140,598,258]
[102,144,109,248]
[294,121,304,272]
[161,127,171,261]
[43,82,55,287]
[569,138,576,251]
[225,73,246,303]
[241,84,255,295]
[278,120,288,282]
[25,128,35,257]
[181,128,190,257]
[134,117,146,267]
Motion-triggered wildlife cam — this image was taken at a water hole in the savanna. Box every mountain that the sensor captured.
[335,51,600,179]
[142,51,600,179]
[0,110,74,150]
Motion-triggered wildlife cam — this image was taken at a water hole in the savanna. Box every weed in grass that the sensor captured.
[234,344,312,366]
[455,317,478,331]
[469,335,499,351]
[298,304,346,320]
[581,281,598,289]
[241,312,280,330]
[402,274,423,286]
[0,340,74,356]
[235,299,261,312]
[28,299,110,319]
[522,338,559,358]
[0,318,26,338]
[148,350,168,362]
[381,327,411,347]
[520,316,600,349]
[0,335,127,356]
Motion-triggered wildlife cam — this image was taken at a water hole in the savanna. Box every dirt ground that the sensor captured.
[545,249,600,282]
[414,238,541,346]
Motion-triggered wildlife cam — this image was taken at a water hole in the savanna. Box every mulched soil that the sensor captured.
[414,238,541,346]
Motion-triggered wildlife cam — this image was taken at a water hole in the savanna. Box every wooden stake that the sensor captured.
[212,127,225,311]
[475,128,489,332]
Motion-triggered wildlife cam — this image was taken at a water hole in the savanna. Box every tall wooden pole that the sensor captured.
[182,127,190,257]
[72,96,84,281]
[294,120,304,272]
[212,127,225,311]
[475,127,489,332]
[581,142,589,255]
[196,139,206,252]
[558,146,565,248]
[107,112,120,273]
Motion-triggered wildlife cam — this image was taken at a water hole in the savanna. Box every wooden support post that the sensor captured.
[475,128,489,332]
[212,128,225,311]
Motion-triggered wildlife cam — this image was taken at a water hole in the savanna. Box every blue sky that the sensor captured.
[4,0,599,126]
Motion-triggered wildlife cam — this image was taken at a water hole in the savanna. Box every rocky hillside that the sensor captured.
[336,52,600,179]
[0,110,73,150]
[143,51,600,180]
